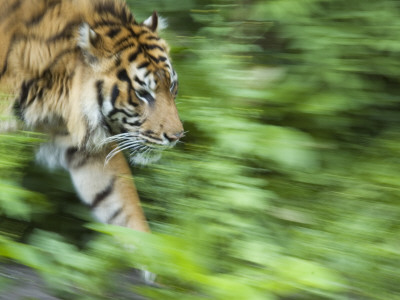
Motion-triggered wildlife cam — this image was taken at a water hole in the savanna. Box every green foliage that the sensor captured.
[1,0,400,299]
[0,133,49,220]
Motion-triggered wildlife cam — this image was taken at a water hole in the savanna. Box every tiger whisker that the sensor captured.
[103,134,133,142]
[102,134,139,144]
[105,141,144,165]
[103,132,139,140]
[119,143,143,152]
[142,147,152,156]
[117,140,143,148]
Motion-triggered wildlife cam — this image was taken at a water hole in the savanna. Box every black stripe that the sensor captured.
[25,72,51,107]
[124,110,139,118]
[18,79,35,107]
[117,69,131,83]
[147,54,166,64]
[111,84,120,105]
[0,0,22,23]
[128,48,142,62]
[65,147,89,169]
[108,107,138,119]
[143,44,164,51]
[27,12,46,26]
[127,92,138,107]
[107,28,121,38]
[135,90,155,105]
[44,48,79,72]
[26,89,39,107]
[95,80,104,107]
[134,76,145,86]
[103,121,113,134]
[147,54,159,63]
[137,30,150,36]
[143,134,162,142]
[144,130,154,135]
[115,43,136,53]
[108,208,123,223]
[124,120,142,127]
[1,31,60,79]
[13,101,23,120]
[17,71,55,108]
[65,147,78,165]
[137,62,150,69]
[146,36,160,41]
[0,33,51,79]
[114,36,134,49]
[127,27,138,38]
[93,20,121,29]
[91,178,115,208]
[26,1,60,26]
[46,20,82,43]
[94,2,133,25]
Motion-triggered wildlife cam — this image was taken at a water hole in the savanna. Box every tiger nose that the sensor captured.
[164,131,185,142]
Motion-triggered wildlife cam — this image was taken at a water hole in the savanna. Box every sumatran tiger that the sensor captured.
[0,0,184,233]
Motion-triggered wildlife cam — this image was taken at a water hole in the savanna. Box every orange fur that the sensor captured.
[0,0,184,232]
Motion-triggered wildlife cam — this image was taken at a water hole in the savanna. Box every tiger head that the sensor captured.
[77,9,184,165]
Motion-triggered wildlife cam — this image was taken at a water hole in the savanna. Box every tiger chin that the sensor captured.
[0,0,184,245]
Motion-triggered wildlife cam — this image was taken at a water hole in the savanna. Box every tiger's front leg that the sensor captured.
[37,136,155,282]
[66,147,150,232]
[37,136,150,232]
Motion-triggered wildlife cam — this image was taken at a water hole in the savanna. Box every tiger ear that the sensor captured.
[77,23,102,64]
[142,11,167,32]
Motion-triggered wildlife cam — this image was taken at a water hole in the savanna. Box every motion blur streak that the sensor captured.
[1,0,400,299]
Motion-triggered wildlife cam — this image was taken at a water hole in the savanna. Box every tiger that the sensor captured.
[0,0,184,234]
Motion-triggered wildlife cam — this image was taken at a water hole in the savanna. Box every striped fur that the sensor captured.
[0,0,184,232]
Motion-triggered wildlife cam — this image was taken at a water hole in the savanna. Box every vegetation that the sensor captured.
[1,0,400,299]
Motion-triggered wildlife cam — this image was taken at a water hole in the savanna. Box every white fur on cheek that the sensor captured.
[102,95,114,116]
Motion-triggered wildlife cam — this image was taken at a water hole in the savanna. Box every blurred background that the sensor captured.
[1,0,400,299]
